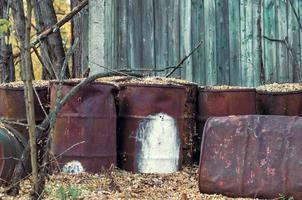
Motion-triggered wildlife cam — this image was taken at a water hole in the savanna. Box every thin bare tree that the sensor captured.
[0,0,15,83]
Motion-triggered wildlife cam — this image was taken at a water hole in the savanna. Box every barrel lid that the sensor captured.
[256,83,302,94]
[0,80,49,91]
[50,78,120,88]
[199,85,255,92]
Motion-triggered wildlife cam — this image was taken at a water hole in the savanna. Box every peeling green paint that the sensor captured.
[88,0,302,86]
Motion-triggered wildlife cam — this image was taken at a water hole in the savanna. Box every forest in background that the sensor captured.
[0,0,71,80]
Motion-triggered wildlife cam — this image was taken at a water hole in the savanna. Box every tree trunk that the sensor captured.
[32,0,69,79]
[71,0,89,78]
[0,0,15,83]
[23,0,39,197]
[11,0,34,80]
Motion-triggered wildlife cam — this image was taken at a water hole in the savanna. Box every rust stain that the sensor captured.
[195,88,256,162]
[256,90,302,115]
[0,127,26,184]
[117,83,186,173]
[50,81,118,173]
[0,86,49,138]
[199,115,302,199]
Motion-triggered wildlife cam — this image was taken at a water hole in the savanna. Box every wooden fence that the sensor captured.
[82,0,302,86]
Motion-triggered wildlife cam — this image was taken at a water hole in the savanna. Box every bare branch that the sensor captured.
[165,40,203,78]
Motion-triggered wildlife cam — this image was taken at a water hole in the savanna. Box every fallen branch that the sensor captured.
[165,40,203,78]
[89,61,144,79]
[7,70,126,196]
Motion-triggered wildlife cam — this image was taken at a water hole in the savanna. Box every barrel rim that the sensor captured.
[49,79,119,88]
[256,89,302,95]
[198,87,256,93]
[118,82,186,89]
[0,85,48,91]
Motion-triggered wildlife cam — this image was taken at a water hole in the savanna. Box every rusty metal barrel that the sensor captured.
[199,115,302,199]
[163,78,198,164]
[50,80,118,173]
[195,86,256,162]
[0,81,49,139]
[0,125,26,184]
[178,82,198,165]
[256,83,302,115]
[117,82,186,173]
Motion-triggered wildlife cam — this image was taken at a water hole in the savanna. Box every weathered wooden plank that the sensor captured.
[141,0,155,71]
[288,0,300,82]
[191,0,205,84]
[204,0,217,85]
[252,0,261,86]
[179,0,192,81]
[216,0,230,85]
[128,0,143,69]
[240,0,247,86]
[275,0,288,83]
[263,0,277,83]
[228,0,241,86]
[299,0,302,82]
[103,0,117,69]
[154,0,169,74]
[167,0,180,77]
[89,0,106,74]
[116,0,128,69]
[245,0,254,86]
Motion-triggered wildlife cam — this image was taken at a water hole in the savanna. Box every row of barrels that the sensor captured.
[0,80,301,186]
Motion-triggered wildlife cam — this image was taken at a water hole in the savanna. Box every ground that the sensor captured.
[0,166,256,200]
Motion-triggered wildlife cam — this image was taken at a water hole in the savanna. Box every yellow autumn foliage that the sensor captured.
[12,0,71,80]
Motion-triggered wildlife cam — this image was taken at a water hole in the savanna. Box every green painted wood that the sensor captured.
[299,0,302,81]
[288,0,300,82]
[116,0,128,69]
[180,0,192,81]
[240,0,247,86]
[104,0,117,69]
[216,0,230,85]
[275,0,288,83]
[228,0,241,85]
[245,0,254,87]
[128,0,142,69]
[154,0,169,75]
[167,0,180,77]
[264,0,277,83]
[97,0,302,86]
[204,0,217,85]
[141,0,155,71]
[191,0,206,85]
[252,0,261,86]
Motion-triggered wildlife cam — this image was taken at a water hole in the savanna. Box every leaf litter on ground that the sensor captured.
[0,165,257,200]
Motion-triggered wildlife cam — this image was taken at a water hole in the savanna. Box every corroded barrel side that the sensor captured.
[50,81,118,173]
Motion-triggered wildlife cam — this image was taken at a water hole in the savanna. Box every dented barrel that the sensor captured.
[199,115,302,199]
[0,82,49,138]
[195,87,256,162]
[50,81,118,173]
[0,125,26,184]
[117,83,186,173]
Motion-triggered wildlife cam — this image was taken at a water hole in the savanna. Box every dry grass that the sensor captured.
[0,166,257,200]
